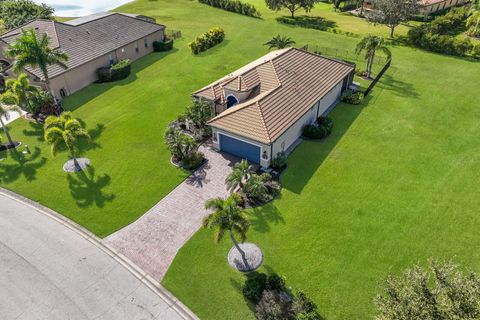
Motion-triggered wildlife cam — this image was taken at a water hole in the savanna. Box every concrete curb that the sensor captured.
[0,187,199,320]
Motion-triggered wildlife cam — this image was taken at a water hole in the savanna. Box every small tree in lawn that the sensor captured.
[264,35,296,50]
[375,259,480,319]
[0,92,22,147]
[265,0,321,18]
[203,193,250,265]
[225,159,254,193]
[44,112,90,171]
[366,0,418,38]
[356,35,392,79]
[184,98,213,136]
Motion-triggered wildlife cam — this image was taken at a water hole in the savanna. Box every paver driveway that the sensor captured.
[105,143,237,280]
[0,191,194,320]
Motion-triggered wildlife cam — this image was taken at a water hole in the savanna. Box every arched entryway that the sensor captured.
[226,95,238,108]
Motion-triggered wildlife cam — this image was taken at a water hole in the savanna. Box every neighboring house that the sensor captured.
[362,0,466,15]
[193,48,355,168]
[0,12,165,98]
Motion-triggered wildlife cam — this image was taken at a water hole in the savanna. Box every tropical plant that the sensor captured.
[203,193,250,263]
[5,73,37,113]
[467,11,480,37]
[355,35,391,78]
[43,112,90,170]
[375,259,480,319]
[164,127,198,161]
[0,92,21,147]
[28,89,54,115]
[265,0,321,18]
[184,98,213,136]
[264,35,296,50]
[244,173,269,202]
[365,0,418,37]
[0,0,54,30]
[225,159,254,192]
[5,29,69,94]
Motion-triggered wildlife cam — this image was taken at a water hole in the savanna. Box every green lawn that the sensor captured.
[1,0,479,319]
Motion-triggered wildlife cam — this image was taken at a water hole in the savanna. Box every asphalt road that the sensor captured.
[0,192,189,320]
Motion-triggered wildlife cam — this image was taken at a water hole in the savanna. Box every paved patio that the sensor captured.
[105,143,238,280]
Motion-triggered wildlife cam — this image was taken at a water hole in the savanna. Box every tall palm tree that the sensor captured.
[264,35,296,50]
[5,73,37,113]
[0,92,21,147]
[44,112,90,170]
[355,35,392,79]
[225,159,254,192]
[203,193,250,265]
[5,29,69,94]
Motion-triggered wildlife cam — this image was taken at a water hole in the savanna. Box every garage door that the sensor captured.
[219,134,261,164]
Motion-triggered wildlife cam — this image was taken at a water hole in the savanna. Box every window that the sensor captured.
[108,53,115,65]
[135,41,139,53]
[59,88,67,98]
[144,38,148,48]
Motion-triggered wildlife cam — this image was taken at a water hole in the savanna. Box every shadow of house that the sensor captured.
[64,49,179,111]
[283,101,368,195]
[66,166,115,208]
[0,147,47,183]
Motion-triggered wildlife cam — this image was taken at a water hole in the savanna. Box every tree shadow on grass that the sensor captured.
[66,166,115,208]
[248,202,285,234]
[22,121,44,142]
[284,99,370,195]
[380,73,420,98]
[0,147,47,183]
[64,49,179,111]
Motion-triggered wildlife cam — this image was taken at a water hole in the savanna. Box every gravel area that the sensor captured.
[63,158,90,172]
[228,243,263,272]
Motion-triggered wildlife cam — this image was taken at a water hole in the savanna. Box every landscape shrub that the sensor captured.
[407,7,473,57]
[472,44,480,59]
[96,59,131,82]
[243,272,267,303]
[276,15,336,31]
[270,151,287,169]
[354,68,368,77]
[153,39,174,52]
[182,151,205,170]
[341,89,364,105]
[198,0,261,18]
[189,27,225,54]
[302,116,333,139]
[256,290,291,320]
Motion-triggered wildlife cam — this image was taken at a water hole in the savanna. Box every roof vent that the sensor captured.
[86,29,90,34]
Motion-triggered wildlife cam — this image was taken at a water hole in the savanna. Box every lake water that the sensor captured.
[33,0,134,17]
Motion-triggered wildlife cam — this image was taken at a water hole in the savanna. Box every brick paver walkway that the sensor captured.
[105,143,237,280]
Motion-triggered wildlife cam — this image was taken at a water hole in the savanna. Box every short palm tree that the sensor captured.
[44,112,90,170]
[203,193,250,264]
[264,35,296,50]
[5,73,37,113]
[225,159,254,192]
[244,173,269,201]
[5,29,69,94]
[0,92,21,147]
[355,35,392,79]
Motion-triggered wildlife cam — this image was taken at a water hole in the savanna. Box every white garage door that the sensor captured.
[318,81,343,116]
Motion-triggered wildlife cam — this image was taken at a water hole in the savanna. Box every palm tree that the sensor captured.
[244,173,269,202]
[355,35,392,79]
[264,35,296,50]
[5,29,69,94]
[203,193,250,266]
[0,93,21,147]
[225,159,254,192]
[5,73,37,113]
[44,112,90,170]
[467,0,480,37]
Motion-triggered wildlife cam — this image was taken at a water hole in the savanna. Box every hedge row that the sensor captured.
[407,7,477,57]
[276,15,336,31]
[153,39,174,52]
[198,0,261,17]
[189,27,225,54]
[97,59,131,83]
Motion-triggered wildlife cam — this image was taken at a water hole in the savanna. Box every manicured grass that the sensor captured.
[1,0,479,319]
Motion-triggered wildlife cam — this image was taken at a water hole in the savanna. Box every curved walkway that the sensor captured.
[105,143,237,280]
[0,189,197,320]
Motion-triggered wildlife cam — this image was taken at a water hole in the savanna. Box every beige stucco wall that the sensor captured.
[48,29,164,98]
[418,0,465,14]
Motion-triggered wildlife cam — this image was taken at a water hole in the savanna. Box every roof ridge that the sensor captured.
[255,101,271,143]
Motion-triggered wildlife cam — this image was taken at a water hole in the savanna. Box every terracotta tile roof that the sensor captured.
[197,48,354,144]
[0,13,165,80]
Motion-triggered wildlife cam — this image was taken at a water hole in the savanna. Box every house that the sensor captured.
[193,48,355,168]
[361,0,466,15]
[0,12,165,98]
